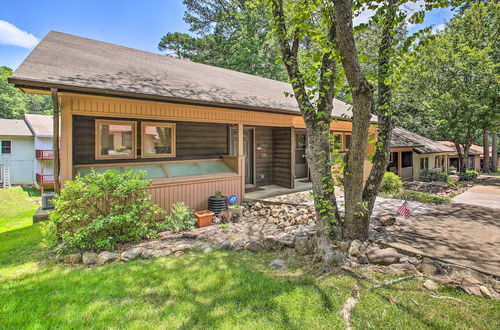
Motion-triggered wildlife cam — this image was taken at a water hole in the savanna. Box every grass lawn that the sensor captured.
[1,188,499,329]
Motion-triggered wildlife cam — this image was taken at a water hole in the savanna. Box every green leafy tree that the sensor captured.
[158,0,288,81]
[397,1,500,171]
[0,66,52,119]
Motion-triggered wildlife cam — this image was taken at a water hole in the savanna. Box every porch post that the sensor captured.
[397,151,402,177]
[51,88,61,193]
[237,123,245,198]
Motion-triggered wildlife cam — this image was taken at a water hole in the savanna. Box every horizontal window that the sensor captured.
[141,122,176,158]
[95,120,137,159]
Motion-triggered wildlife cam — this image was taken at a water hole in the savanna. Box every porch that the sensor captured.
[388,149,414,181]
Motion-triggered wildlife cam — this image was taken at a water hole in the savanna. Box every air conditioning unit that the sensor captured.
[42,192,55,210]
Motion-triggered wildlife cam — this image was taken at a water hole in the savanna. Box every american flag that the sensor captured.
[398,201,411,218]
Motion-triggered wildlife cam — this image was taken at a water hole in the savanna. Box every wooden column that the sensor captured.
[51,88,61,193]
[237,123,245,199]
[397,151,402,177]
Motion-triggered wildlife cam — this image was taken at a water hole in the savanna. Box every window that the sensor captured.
[420,157,429,170]
[95,120,137,159]
[344,134,351,151]
[1,140,11,154]
[141,122,176,158]
[402,151,413,167]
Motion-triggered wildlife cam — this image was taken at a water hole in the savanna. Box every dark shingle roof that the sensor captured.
[391,127,454,154]
[11,31,370,121]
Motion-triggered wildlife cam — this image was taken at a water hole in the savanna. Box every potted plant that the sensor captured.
[228,204,244,223]
[208,190,228,214]
[194,210,214,228]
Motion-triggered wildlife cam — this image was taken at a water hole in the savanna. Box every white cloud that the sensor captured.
[0,20,38,48]
[432,23,446,33]
[353,8,376,26]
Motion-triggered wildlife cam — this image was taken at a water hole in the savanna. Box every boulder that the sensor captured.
[367,248,400,265]
[448,265,488,284]
[263,236,282,250]
[423,279,438,291]
[295,237,315,255]
[379,216,396,226]
[245,240,263,252]
[121,247,145,261]
[82,252,98,265]
[63,253,82,264]
[270,259,285,270]
[174,250,184,257]
[348,240,364,257]
[277,234,295,248]
[479,286,493,298]
[216,240,231,250]
[96,251,118,265]
[460,285,483,296]
[230,240,245,251]
[388,263,418,275]
[416,258,445,276]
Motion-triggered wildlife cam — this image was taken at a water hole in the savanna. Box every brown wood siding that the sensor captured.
[255,126,274,186]
[273,127,294,189]
[73,115,228,165]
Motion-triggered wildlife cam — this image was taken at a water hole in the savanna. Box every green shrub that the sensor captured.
[459,169,479,181]
[419,168,449,182]
[49,169,164,252]
[165,202,196,232]
[380,172,403,194]
[391,190,450,204]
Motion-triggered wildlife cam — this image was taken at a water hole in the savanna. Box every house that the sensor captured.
[389,127,454,181]
[438,141,481,171]
[469,144,500,171]
[9,31,377,211]
[0,118,35,186]
[24,114,56,192]
[0,115,55,189]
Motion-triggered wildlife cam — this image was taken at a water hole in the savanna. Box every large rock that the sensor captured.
[96,251,118,265]
[417,258,445,276]
[263,236,282,250]
[82,252,98,265]
[448,265,488,284]
[367,248,400,265]
[245,240,263,252]
[63,253,82,264]
[379,216,396,226]
[121,247,145,261]
[270,259,285,270]
[423,279,438,291]
[295,237,315,255]
[142,249,172,259]
[277,233,295,248]
[348,240,364,257]
[230,239,245,251]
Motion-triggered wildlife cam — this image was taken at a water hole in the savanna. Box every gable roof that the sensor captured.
[391,127,454,154]
[439,141,482,156]
[24,114,54,137]
[10,31,377,122]
[0,118,33,137]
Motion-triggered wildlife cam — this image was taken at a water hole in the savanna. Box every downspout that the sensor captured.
[51,88,61,193]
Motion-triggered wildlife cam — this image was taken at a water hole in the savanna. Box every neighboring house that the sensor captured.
[438,141,481,171]
[24,114,55,192]
[389,127,454,181]
[10,31,377,211]
[0,118,35,185]
[469,144,500,171]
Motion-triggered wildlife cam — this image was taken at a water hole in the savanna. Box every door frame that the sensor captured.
[294,129,309,181]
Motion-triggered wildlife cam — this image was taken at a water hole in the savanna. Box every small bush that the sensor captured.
[419,168,449,182]
[49,169,164,251]
[165,202,196,232]
[391,190,450,204]
[459,169,479,181]
[380,172,403,194]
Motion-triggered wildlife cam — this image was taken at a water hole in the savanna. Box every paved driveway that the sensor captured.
[452,177,500,209]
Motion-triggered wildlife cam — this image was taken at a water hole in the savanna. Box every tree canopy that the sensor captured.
[0,66,52,119]
[158,0,288,81]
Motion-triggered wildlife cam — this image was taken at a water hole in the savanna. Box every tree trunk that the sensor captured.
[483,130,490,173]
[334,0,374,240]
[454,141,466,173]
[492,133,498,172]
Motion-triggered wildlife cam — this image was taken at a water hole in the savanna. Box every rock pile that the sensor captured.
[244,202,317,227]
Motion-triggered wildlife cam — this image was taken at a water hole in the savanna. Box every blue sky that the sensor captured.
[1,0,455,70]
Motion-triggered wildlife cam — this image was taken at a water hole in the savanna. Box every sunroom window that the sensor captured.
[141,122,176,158]
[95,120,136,159]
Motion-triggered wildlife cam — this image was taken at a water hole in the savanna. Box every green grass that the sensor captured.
[0,187,40,233]
[382,189,451,204]
[0,188,498,329]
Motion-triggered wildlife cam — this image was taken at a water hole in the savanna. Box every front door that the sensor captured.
[243,128,254,185]
[295,131,308,179]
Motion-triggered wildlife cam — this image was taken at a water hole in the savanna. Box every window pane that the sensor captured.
[1,141,11,154]
[345,135,351,150]
[143,125,173,155]
[100,123,133,156]
[402,152,413,167]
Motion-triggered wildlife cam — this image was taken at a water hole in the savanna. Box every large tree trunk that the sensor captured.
[334,0,374,240]
[483,130,490,173]
[454,141,466,173]
[492,132,498,172]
